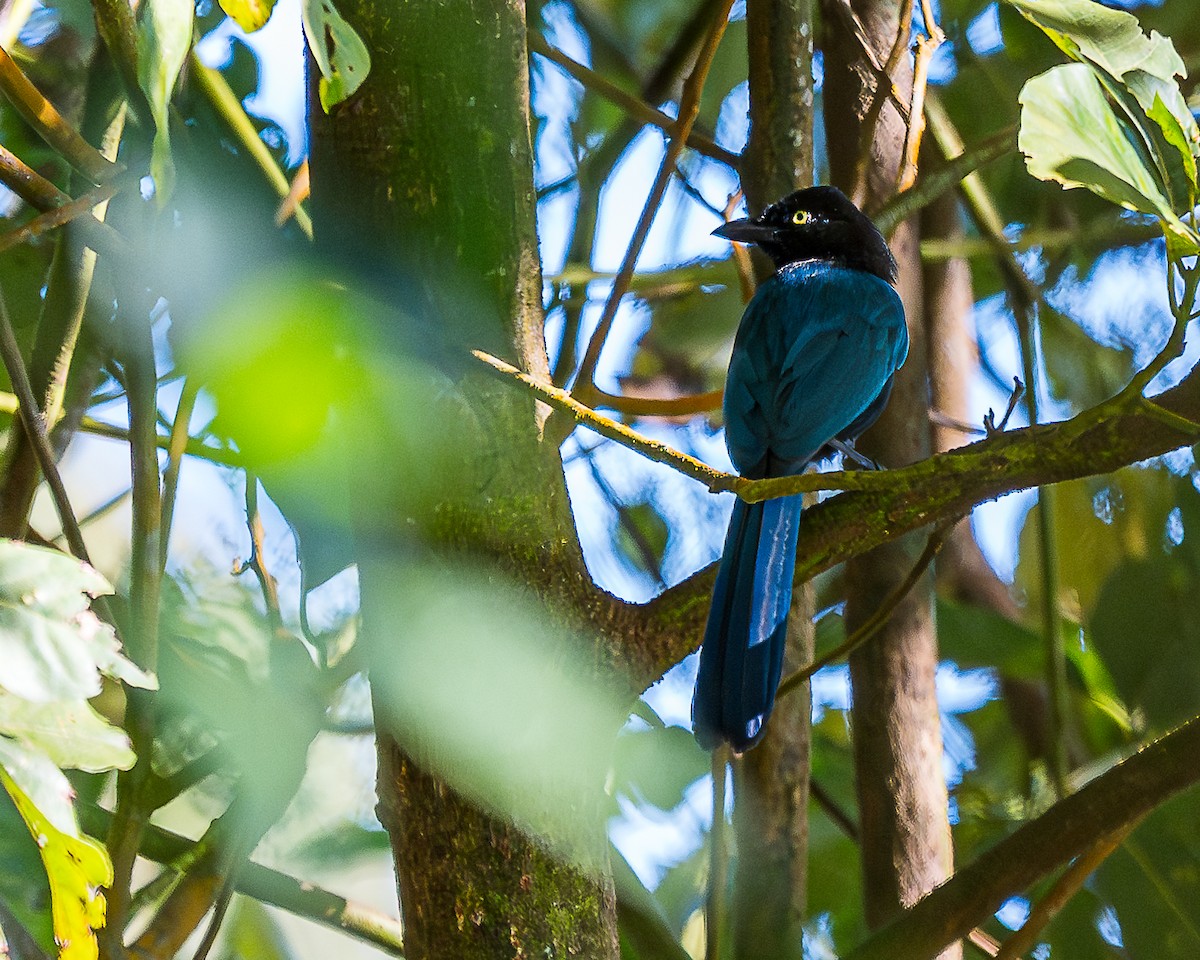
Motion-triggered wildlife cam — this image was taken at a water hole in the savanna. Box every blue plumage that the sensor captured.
[692,187,909,752]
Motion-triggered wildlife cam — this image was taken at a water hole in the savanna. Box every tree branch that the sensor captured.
[843,717,1200,960]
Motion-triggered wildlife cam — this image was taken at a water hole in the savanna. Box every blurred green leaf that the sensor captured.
[137,0,193,204]
[1040,307,1134,410]
[369,560,672,865]
[302,0,370,111]
[614,500,670,580]
[217,897,296,960]
[1042,887,1125,960]
[937,598,1041,676]
[612,847,693,960]
[0,781,53,955]
[611,722,707,812]
[1095,791,1200,959]
[1089,553,1200,728]
[0,539,153,703]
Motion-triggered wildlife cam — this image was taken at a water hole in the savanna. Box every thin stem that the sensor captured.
[238,474,285,635]
[776,524,947,700]
[706,748,728,960]
[528,31,739,169]
[191,54,313,239]
[0,45,120,182]
[591,386,723,417]
[572,0,736,395]
[894,27,943,193]
[160,376,199,570]
[0,178,122,256]
[851,0,915,203]
[994,824,1136,960]
[0,285,91,563]
[191,874,236,960]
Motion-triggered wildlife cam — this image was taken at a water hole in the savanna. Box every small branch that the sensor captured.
[775,523,947,700]
[850,0,915,203]
[591,386,723,417]
[160,377,199,570]
[706,748,729,960]
[79,802,406,958]
[91,0,142,110]
[843,715,1200,960]
[572,0,737,394]
[994,824,1135,960]
[236,475,285,636]
[894,27,943,193]
[0,178,123,256]
[191,874,236,960]
[871,124,1015,235]
[0,285,91,565]
[528,31,739,169]
[0,45,120,182]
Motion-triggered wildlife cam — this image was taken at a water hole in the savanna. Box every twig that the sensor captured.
[894,28,943,193]
[528,31,739,169]
[191,874,236,960]
[983,378,1025,436]
[237,475,285,635]
[276,160,310,230]
[0,46,120,182]
[775,523,947,700]
[0,285,91,564]
[723,189,755,303]
[850,0,915,203]
[591,386,723,417]
[572,0,737,396]
[160,377,199,570]
[706,748,729,960]
[191,54,313,239]
[0,178,122,256]
[993,823,1136,960]
[473,348,896,499]
[929,409,986,437]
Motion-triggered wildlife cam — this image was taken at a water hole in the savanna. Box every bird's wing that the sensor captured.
[723,265,907,476]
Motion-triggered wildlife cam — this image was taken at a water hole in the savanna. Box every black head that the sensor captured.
[713,186,897,283]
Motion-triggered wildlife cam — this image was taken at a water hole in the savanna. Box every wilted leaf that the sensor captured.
[137,0,194,203]
[302,0,370,111]
[0,769,110,960]
[0,539,153,703]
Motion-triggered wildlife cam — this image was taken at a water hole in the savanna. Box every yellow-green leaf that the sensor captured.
[219,0,276,32]
[301,0,370,111]
[0,770,111,960]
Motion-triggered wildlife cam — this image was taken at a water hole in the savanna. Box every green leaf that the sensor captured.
[1006,0,1185,83]
[1018,64,1177,222]
[0,693,135,772]
[0,736,77,835]
[611,722,708,812]
[301,0,370,111]
[219,0,276,32]
[137,0,194,204]
[0,769,111,960]
[0,540,153,703]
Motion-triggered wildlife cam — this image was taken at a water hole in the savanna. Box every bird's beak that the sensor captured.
[712,219,777,245]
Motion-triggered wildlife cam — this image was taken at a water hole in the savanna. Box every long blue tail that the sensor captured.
[692,494,803,751]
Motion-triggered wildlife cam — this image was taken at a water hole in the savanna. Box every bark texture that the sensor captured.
[308,2,619,957]
[821,0,958,951]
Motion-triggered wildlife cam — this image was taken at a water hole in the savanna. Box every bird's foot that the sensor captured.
[984,377,1025,436]
[829,438,882,471]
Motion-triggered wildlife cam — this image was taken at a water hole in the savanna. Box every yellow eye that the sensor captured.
[792,210,811,225]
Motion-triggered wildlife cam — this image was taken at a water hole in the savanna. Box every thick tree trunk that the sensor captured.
[308,2,619,958]
[820,0,958,952]
[729,3,815,958]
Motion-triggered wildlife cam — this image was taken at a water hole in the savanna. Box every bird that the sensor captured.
[692,185,909,752]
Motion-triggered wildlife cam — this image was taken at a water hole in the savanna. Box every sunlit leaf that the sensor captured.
[1018,64,1176,222]
[0,540,153,703]
[0,693,134,772]
[137,0,193,204]
[301,0,370,111]
[0,768,111,960]
[219,0,276,32]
